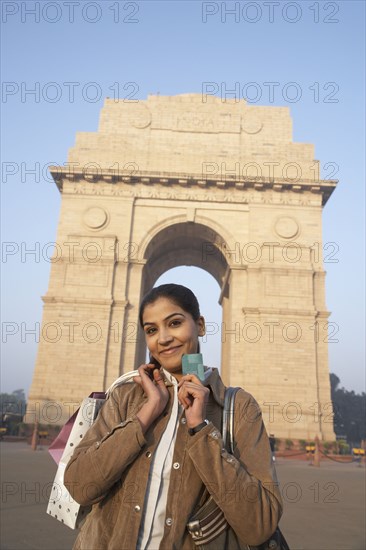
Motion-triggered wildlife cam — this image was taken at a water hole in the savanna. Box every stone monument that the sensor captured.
[25,94,337,440]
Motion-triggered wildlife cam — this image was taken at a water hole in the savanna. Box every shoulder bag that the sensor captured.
[187,387,290,550]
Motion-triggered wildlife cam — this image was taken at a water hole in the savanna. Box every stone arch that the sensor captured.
[138,215,234,265]
[141,221,229,289]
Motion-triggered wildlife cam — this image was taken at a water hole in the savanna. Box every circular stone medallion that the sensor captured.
[83,207,108,230]
[130,103,152,129]
[274,217,300,239]
[241,113,263,134]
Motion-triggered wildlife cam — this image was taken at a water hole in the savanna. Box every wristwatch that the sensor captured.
[188,419,209,436]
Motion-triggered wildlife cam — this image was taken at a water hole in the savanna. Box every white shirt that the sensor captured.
[137,367,213,550]
[137,369,180,550]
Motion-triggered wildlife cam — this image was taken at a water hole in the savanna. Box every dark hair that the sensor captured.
[139,284,201,327]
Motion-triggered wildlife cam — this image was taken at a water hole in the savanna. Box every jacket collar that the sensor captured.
[203,367,226,407]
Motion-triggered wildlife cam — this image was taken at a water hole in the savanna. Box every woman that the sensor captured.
[64,284,282,549]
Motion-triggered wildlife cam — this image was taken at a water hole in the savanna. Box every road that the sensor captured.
[1,442,365,549]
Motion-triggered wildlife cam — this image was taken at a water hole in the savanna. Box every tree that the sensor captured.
[330,374,366,446]
[0,390,27,435]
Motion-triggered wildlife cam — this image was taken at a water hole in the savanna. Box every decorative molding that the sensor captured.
[57,180,326,207]
[42,295,113,306]
[83,206,109,230]
[315,310,331,319]
[242,307,326,317]
[112,300,130,308]
[128,258,147,266]
[247,265,321,273]
[274,216,300,239]
[241,113,263,134]
[50,168,336,206]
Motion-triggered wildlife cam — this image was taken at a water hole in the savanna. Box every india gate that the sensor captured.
[25,94,337,440]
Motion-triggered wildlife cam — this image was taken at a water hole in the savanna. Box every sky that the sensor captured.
[1,0,365,397]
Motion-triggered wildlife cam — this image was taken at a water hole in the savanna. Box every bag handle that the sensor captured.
[222,386,240,453]
[223,387,291,550]
[106,370,140,397]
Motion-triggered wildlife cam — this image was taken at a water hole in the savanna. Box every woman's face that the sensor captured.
[142,297,205,379]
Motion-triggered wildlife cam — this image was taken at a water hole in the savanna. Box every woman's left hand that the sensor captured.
[178,374,210,428]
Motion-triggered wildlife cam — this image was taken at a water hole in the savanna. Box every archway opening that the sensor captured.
[138,221,230,372]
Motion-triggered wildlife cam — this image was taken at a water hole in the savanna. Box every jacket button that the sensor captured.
[173,462,180,469]
[145,451,152,458]
[165,517,173,526]
[134,505,141,512]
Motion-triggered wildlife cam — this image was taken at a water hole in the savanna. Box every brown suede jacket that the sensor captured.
[64,369,283,550]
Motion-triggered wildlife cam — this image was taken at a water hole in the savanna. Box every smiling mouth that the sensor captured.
[159,346,182,356]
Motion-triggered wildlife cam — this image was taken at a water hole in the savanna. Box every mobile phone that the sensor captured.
[182,353,205,382]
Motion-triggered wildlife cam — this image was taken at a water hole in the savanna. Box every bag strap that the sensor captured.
[222,386,240,453]
[186,387,240,545]
[188,386,289,549]
[223,387,290,550]
[106,370,139,397]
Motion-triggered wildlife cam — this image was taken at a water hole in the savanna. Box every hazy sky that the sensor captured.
[1,1,365,396]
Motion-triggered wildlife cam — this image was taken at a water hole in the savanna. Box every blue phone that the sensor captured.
[182,353,205,382]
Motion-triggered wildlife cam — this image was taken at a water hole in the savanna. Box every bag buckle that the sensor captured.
[187,519,203,539]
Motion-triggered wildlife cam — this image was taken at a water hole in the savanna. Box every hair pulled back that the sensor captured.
[139,284,201,327]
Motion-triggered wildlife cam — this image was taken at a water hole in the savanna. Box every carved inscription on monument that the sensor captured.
[151,111,242,133]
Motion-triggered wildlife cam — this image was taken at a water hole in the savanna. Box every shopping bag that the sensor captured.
[48,392,106,465]
[46,370,139,528]
[47,395,105,529]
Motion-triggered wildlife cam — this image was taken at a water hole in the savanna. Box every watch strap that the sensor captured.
[188,419,209,436]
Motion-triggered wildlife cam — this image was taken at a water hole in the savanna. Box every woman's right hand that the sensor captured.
[134,364,169,434]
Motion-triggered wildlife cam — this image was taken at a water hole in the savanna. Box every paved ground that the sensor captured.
[1,442,365,550]
[275,457,365,550]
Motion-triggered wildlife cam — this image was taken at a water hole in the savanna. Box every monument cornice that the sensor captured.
[50,167,337,206]
[42,295,113,307]
[242,307,328,317]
